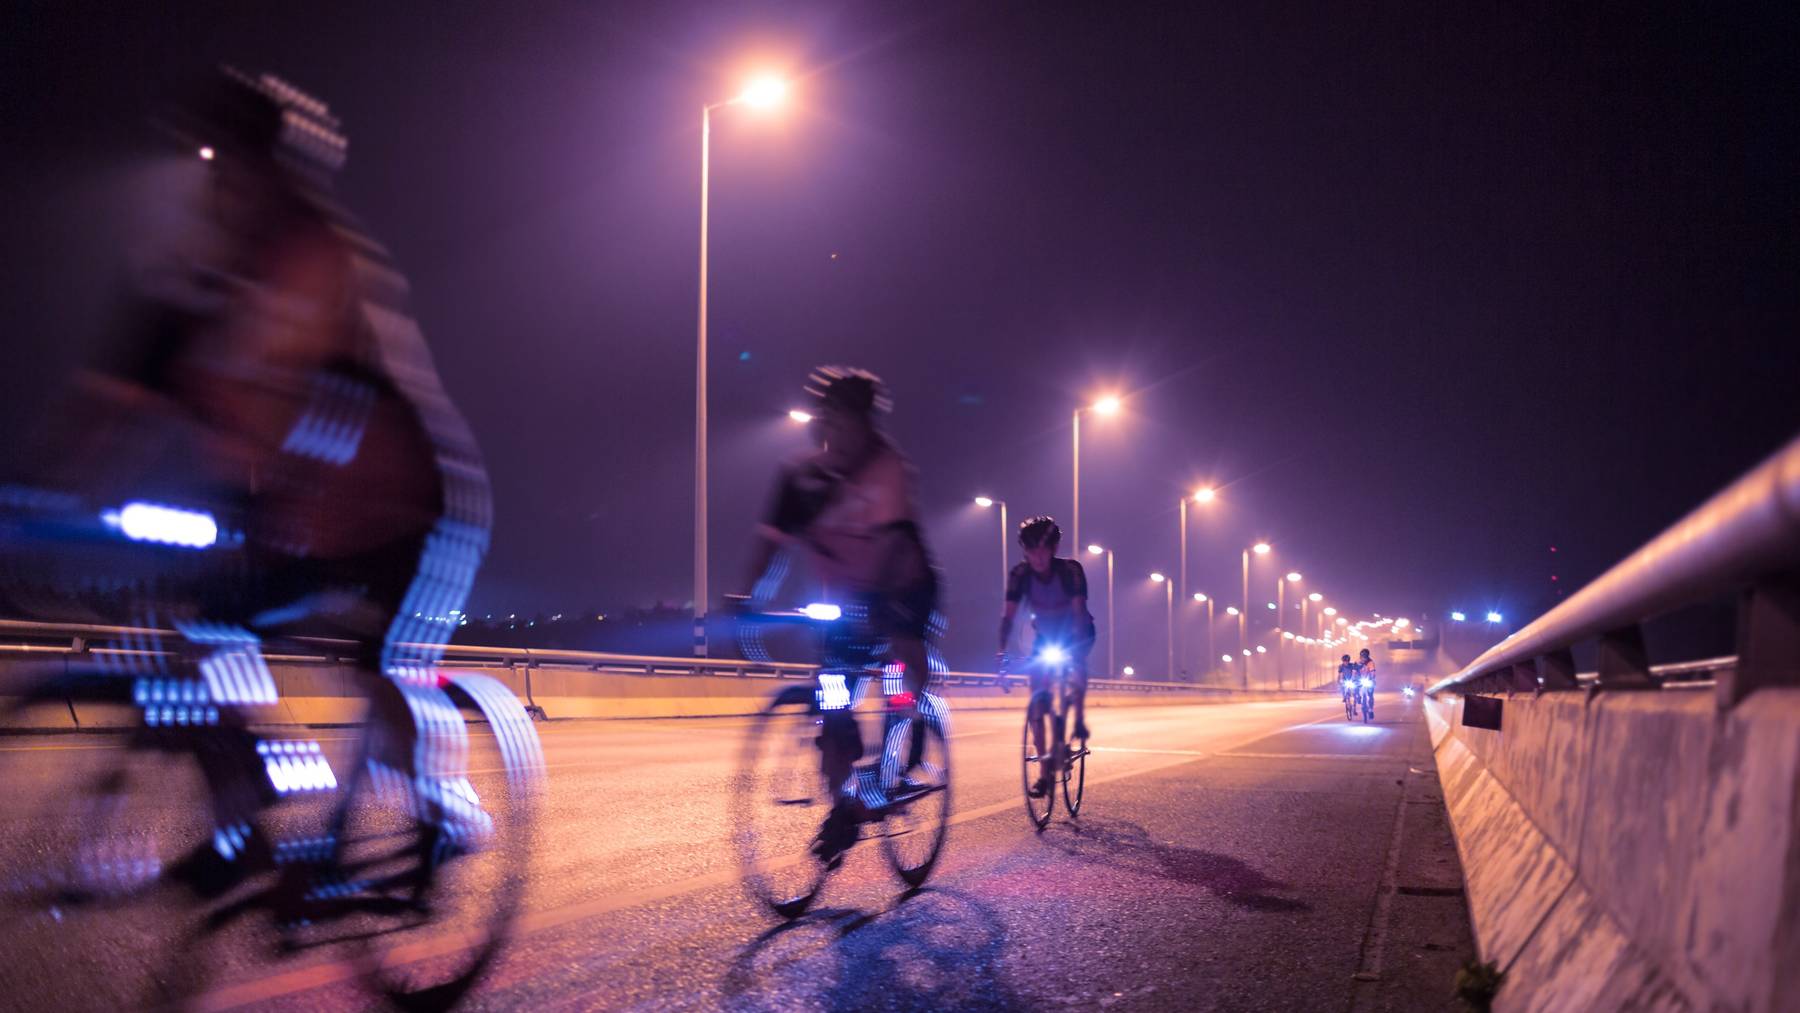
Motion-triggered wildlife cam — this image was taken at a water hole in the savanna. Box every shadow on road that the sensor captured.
[1044,818,1310,913]
[722,886,1027,1011]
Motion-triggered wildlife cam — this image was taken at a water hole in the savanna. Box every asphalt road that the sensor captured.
[0,692,1475,1011]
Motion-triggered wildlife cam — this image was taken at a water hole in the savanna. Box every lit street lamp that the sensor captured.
[1178,486,1215,674]
[1149,572,1174,679]
[1071,394,1122,552]
[1087,544,1116,679]
[1239,542,1270,686]
[1192,592,1214,682]
[695,73,789,656]
[974,496,1008,605]
[1277,570,1301,689]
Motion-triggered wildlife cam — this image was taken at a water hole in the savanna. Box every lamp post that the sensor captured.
[1240,542,1270,664]
[974,497,1008,601]
[1178,486,1215,674]
[695,74,788,656]
[1071,394,1121,553]
[1087,544,1115,678]
[1192,592,1214,683]
[1277,571,1302,690]
[1150,572,1174,679]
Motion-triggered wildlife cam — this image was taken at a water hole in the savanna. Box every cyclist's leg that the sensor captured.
[1069,634,1094,740]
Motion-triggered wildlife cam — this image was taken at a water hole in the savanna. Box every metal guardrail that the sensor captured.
[0,619,1238,696]
[1430,432,1800,707]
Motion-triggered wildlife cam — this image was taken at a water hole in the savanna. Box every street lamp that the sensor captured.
[1277,570,1302,689]
[786,409,813,424]
[1071,394,1123,552]
[1178,486,1216,674]
[1192,592,1214,682]
[1087,544,1116,678]
[695,72,790,656]
[1239,542,1271,685]
[1149,572,1173,679]
[974,496,1008,607]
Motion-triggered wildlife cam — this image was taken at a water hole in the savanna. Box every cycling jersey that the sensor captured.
[1007,557,1095,644]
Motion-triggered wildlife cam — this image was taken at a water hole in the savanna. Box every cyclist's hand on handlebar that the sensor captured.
[994,653,1013,693]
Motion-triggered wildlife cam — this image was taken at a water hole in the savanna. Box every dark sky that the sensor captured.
[4,2,1796,669]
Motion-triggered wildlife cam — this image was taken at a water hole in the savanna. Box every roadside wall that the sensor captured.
[1424,689,1800,1012]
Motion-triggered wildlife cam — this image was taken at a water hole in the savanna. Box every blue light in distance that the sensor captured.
[1485,611,1504,624]
[801,602,843,621]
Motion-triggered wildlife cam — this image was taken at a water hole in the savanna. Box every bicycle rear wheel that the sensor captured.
[733,685,830,919]
[1061,733,1087,818]
[1021,693,1054,831]
[881,701,950,888]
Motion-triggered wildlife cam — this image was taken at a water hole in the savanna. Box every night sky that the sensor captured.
[4,2,1796,669]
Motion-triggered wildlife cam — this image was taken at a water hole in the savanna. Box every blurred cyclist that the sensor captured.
[745,366,941,865]
[998,516,1094,799]
[1337,654,1358,702]
[70,68,492,886]
[1358,648,1376,688]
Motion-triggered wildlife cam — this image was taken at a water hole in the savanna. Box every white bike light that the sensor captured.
[1038,644,1069,665]
[801,602,843,622]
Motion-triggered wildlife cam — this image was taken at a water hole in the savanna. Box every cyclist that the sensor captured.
[745,366,941,866]
[104,68,493,888]
[1358,648,1377,693]
[998,515,1094,799]
[1337,654,1359,704]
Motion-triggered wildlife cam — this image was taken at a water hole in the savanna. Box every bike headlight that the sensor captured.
[800,602,843,622]
[1038,644,1069,665]
[1360,677,1374,689]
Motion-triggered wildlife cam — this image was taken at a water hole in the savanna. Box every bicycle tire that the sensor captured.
[733,685,830,920]
[1061,732,1087,818]
[328,678,542,1007]
[1022,692,1054,831]
[881,699,950,888]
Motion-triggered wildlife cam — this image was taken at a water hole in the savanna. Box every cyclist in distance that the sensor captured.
[998,516,1094,799]
[744,366,942,865]
[1359,648,1377,689]
[1338,653,1359,701]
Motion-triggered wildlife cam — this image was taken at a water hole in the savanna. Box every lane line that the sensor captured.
[191,704,1345,1010]
[1221,751,1400,762]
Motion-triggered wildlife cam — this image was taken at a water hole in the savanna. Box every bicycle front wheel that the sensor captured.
[1021,693,1054,831]
[733,685,830,919]
[1061,734,1087,818]
[882,699,950,888]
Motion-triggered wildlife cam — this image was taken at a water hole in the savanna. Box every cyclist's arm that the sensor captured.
[998,599,1020,654]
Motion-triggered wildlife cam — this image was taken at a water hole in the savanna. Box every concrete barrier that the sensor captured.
[1425,688,1800,1012]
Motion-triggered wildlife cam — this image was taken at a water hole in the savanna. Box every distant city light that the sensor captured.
[1394,618,1411,629]
[198,146,215,161]
[1486,611,1504,624]
[787,409,813,424]
[1450,611,1467,622]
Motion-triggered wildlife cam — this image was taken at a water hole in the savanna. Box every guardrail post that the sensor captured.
[1507,661,1539,693]
[1718,575,1800,709]
[1595,626,1652,689]
[1539,648,1578,690]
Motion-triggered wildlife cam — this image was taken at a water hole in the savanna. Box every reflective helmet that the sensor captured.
[1018,516,1061,549]
[1359,649,1371,659]
[803,366,891,418]
[165,67,347,181]
[1341,654,1352,664]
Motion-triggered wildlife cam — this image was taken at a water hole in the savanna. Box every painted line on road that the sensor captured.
[1089,746,1213,757]
[190,704,1346,1010]
[1221,751,1399,762]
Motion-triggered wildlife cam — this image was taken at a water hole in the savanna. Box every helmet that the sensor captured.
[804,366,890,418]
[1341,655,1352,663]
[1018,516,1061,549]
[1359,648,1371,659]
[165,67,347,180]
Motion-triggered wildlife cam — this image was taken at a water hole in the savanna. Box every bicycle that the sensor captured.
[1015,644,1087,831]
[1356,674,1376,723]
[730,598,952,920]
[0,624,543,1008]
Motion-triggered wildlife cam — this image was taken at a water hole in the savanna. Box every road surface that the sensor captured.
[0,692,1474,1011]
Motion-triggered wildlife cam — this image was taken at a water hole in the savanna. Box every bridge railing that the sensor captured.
[1429,431,1800,707]
[0,618,1232,696]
